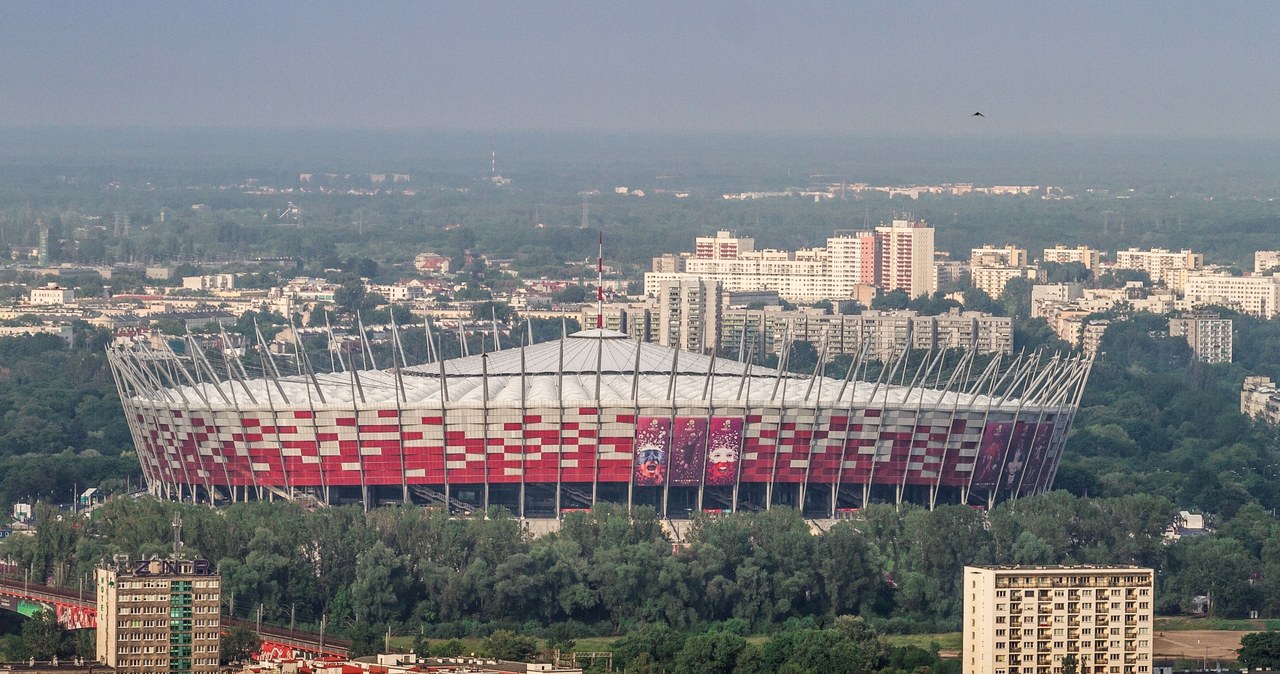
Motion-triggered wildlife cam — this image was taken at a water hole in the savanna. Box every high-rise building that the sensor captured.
[657,278,722,354]
[1113,248,1203,292]
[963,565,1154,674]
[876,219,936,298]
[647,224,930,302]
[828,230,880,290]
[96,558,222,674]
[1168,312,1232,364]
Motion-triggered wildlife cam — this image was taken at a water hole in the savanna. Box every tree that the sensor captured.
[220,626,261,664]
[674,631,747,674]
[1061,653,1079,674]
[350,542,411,624]
[552,285,590,304]
[432,639,466,657]
[347,622,381,658]
[999,276,1034,319]
[485,630,539,661]
[333,278,368,314]
[872,289,910,310]
[470,301,516,324]
[1240,631,1280,670]
[21,610,67,660]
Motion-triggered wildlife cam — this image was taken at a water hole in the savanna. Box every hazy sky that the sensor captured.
[2,1,1278,137]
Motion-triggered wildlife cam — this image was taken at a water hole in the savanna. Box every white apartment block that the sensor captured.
[695,230,755,259]
[1031,284,1084,319]
[1042,245,1102,271]
[1184,274,1280,319]
[972,265,1042,299]
[972,245,1029,268]
[29,283,75,305]
[648,231,880,303]
[1255,251,1280,274]
[963,565,1154,674]
[878,219,936,298]
[720,308,1012,361]
[1168,312,1232,364]
[1113,249,1203,292]
[181,274,236,291]
[97,558,222,674]
[1242,376,1280,424]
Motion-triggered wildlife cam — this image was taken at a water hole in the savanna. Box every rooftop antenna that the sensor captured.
[596,230,604,329]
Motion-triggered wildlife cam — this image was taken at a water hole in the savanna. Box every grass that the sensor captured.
[1156,616,1280,632]
[885,632,962,652]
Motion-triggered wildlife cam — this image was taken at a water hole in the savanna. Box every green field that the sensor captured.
[1156,617,1280,632]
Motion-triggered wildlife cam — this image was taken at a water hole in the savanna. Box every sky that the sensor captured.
[2,1,1279,137]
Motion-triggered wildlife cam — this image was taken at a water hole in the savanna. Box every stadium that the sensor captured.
[107,327,1092,517]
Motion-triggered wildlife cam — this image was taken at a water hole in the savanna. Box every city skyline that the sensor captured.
[2,1,1279,137]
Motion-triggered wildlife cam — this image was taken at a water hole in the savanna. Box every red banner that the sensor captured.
[633,417,670,486]
[705,418,743,486]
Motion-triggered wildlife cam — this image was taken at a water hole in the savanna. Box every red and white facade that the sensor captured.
[108,329,1091,516]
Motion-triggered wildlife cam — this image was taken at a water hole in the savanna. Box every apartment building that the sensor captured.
[1255,251,1280,274]
[963,565,1154,674]
[647,222,932,302]
[1168,312,1232,364]
[1080,321,1110,356]
[694,230,755,259]
[1242,376,1280,424]
[972,265,1042,299]
[877,219,936,298]
[1113,249,1203,292]
[719,308,1012,361]
[96,558,221,674]
[972,245,1029,268]
[180,274,236,291]
[1042,245,1102,271]
[1183,274,1280,319]
[29,283,76,305]
[657,278,722,354]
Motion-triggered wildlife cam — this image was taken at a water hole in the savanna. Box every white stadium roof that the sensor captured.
[114,329,1083,412]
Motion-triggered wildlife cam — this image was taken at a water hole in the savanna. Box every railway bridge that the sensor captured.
[0,576,348,660]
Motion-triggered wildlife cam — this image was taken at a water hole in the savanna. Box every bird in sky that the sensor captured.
[972,112,985,117]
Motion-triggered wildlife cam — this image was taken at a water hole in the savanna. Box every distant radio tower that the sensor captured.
[597,230,604,329]
[580,193,590,229]
[491,149,497,177]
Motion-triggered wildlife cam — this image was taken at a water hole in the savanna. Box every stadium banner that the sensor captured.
[633,416,671,486]
[705,417,744,486]
[1000,421,1036,493]
[669,417,709,486]
[1034,416,1064,493]
[1022,421,1054,494]
[971,420,1013,489]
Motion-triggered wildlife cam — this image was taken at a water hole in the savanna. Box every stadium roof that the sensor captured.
[112,329,1086,412]
[404,329,766,377]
